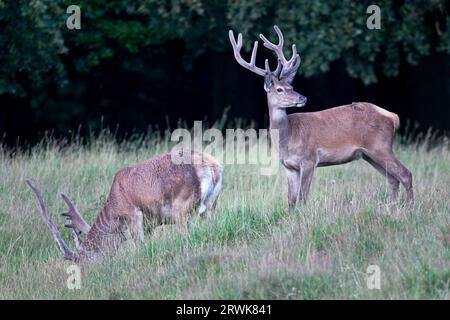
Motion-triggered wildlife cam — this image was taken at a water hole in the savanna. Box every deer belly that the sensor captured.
[317,147,363,166]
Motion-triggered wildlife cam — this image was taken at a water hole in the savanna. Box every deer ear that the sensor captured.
[264,73,273,92]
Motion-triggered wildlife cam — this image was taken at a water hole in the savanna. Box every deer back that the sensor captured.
[83,152,222,250]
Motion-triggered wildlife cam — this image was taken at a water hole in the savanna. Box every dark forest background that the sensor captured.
[0,0,449,146]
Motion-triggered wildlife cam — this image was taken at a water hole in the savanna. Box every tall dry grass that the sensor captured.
[0,129,449,299]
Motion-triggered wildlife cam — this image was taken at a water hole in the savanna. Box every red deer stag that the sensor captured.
[27,151,223,262]
[229,25,413,210]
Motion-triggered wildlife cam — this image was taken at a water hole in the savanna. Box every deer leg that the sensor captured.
[363,155,400,201]
[388,157,414,205]
[299,160,316,204]
[172,199,194,234]
[285,169,300,213]
[364,152,414,205]
[128,208,144,247]
[204,174,222,218]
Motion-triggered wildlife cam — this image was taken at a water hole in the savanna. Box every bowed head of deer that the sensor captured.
[27,151,223,262]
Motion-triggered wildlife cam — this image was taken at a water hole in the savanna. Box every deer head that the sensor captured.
[229,25,307,110]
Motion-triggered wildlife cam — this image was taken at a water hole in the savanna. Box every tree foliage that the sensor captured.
[0,0,448,97]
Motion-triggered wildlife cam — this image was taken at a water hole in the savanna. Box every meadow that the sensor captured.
[0,129,449,299]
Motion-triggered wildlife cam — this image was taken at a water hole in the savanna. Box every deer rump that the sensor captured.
[27,151,223,262]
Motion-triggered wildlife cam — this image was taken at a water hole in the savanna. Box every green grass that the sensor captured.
[0,131,449,299]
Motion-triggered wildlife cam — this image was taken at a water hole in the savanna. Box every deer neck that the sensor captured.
[84,205,116,251]
[269,106,290,160]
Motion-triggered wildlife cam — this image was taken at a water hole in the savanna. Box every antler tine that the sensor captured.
[274,25,284,48]
[264,59,272,76]
[273,58,282,77]
[265,58,282,78]
[61,193,91,234]
[250,41,258,66]
[229,30,267,77]
[71,229,83,251]
[260,25,299,64]
[259,26,301,83]
[26,180,77,261]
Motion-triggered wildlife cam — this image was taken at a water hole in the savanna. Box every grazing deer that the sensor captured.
[229,25,413,210]
[27,151,223,262]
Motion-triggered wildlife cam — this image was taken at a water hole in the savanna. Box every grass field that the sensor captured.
[0,130,449,299]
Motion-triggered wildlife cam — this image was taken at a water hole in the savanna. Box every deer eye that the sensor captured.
[276,88,283,92]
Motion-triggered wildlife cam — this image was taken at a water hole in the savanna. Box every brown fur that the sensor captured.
[287,103,399,166]
[270,99,414,210]
[28,151,223,262]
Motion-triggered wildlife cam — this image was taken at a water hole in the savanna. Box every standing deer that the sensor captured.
[27,151,223,262]
[229,25,413,210]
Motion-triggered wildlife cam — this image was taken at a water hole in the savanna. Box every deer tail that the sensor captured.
[391,112,400,130]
